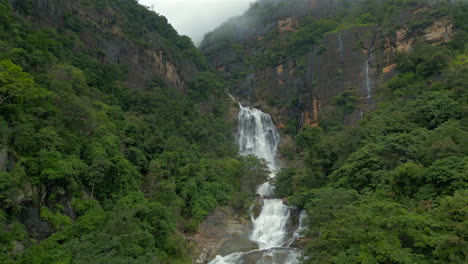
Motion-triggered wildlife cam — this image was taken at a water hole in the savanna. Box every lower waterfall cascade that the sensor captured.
[209,101,306,264]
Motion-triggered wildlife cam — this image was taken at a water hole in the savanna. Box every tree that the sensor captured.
[0,59,49,106]
[239,155,270,195]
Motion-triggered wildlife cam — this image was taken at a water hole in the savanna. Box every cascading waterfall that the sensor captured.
[236,106,280,171]
[210,101,305,264]
[287,211,308,247]
[251,199,290,249]
[365,59,371,99]
[236,106,280,196]
[365,43,375,99]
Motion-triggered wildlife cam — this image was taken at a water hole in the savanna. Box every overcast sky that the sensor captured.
[139,0,253,45]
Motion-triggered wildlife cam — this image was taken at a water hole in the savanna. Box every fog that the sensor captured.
[139,0,254,45]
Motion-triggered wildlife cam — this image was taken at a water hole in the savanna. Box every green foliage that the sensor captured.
[21,192,190,264]
[0,0,466,263]
[40,206,72,231]
[346,0,426,25]
[316,87,360,132]
[85,0,207,69]
[238,155,270,196]
[274,167,297,198]
[276,16,468,263]
[0,0,241,262]
[0,60,50,109]
[390,162,427,197]
[188,71,225,102]
[397,43,450,78]
[305,196,435,263]
[0,210,27,264]
[286,19,339,56]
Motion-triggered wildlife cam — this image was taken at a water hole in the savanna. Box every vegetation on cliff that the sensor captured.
[201,0,466,135]
[1,0,467,263]
[0,0,267,263]
[273,3,468,263]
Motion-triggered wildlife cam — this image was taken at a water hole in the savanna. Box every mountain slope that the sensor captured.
[201,0,460,131]
[1,0,467,263]
[0,0,259,263]
[201,0,468,263]
[9,0,207,92]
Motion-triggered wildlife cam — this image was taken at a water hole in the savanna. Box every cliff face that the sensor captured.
[10,0,202,92]
[201,0,456,129]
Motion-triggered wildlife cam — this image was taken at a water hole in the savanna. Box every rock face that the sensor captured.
[278,17,299,33]
[394,16,453,53]
[188,208,253,264]
[11,0,199,92]
[201,1,456,129]
[19,203,55,240]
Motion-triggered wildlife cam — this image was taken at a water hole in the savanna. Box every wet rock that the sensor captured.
[189,207,252,264]
[19,203,54,240]
[289,237,311,248]
[242,248,299,264]
[286,208,301,236]
[248,202,258,219]
[218,238,258,256]
[12,241,24,255]
[62,198,77,221]
[238,73,256,101]
[243,250,265,264]
[199,208,250,239]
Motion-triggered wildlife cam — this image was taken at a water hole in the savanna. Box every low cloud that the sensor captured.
[139,0,253,45]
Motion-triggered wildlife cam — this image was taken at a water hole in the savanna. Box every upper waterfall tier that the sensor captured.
[236,106,281,171]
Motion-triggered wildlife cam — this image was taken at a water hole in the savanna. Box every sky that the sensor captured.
[139,0,253,45]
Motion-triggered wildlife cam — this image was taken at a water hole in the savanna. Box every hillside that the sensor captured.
[0,0,467,263]
[0,0,261,263]
[201,0,462,131]
[8,0,210,92]
[200,0,468,263]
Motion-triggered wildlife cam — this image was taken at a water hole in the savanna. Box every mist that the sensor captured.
[139,0,254,45]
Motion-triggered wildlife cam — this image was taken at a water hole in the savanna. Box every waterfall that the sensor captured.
[250,199,290,249]
[209,101,304,264]
[365,59,371,99]
[365,43,375,99]
[338,34,344,64]
[287,211,308,247]
[236,106,280,172]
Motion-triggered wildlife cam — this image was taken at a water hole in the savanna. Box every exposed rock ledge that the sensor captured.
[187,207,254,264]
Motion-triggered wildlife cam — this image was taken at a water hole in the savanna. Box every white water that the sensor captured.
[287,211,307,247]
[365,60,371,99]
[365,44,375,99]
[210,102,303,264]
[251,199,290,249]
[236,106,280,172]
